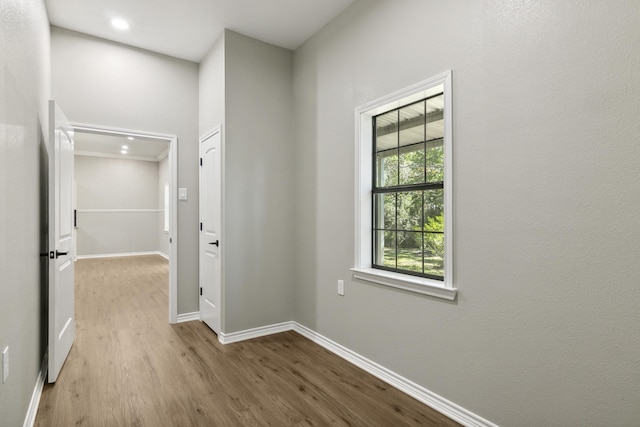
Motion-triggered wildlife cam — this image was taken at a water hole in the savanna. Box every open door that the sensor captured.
[48,100,75,382]
[199,127,222,334]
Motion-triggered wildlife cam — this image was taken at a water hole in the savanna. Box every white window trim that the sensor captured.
[351,71,457,300]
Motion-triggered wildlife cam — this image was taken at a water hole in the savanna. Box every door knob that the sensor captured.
[55,250,69,258]
[208,240,219,247]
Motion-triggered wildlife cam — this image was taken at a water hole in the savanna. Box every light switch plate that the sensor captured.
[178,188,188,200]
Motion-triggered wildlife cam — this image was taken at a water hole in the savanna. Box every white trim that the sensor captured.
[76,209,163,213]
[70,122,179,324]
[217,322,293,345]
[157,251,169,260]
[176,311,200,323]
[74,150,162,162]
[353,71,456,299]
[23,356,47,427]
[215,321,496,427]
[168,134,178,324]
[76,251,168,260]
[292,323,497,427]
[351,268,457,300]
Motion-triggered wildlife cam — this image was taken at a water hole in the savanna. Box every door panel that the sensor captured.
[200,128,222,334]
[48,100,75,383]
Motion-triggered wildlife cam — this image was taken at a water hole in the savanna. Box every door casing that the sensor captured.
[71,123,179,323]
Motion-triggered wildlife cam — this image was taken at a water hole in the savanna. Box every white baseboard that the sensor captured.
[291,322,498,427]
[23,355,47,427]
[218,321,293,345]
[77,251,168,260]
[176,311,200,323]
[218,320,497,427]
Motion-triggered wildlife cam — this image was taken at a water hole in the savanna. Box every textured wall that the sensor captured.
[51,27,200,314]
[293,0,640,425]
[0,0,50,425]
[223,31,295,332]
[199,33,225,137]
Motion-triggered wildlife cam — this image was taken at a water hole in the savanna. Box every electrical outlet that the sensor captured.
[337,279,345,296]
[2,347,8,384]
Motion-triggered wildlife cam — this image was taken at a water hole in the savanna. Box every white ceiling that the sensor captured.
[45,0,356,62]
[75,131,169,161]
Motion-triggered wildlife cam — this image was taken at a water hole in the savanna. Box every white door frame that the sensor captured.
[71,122,179,323]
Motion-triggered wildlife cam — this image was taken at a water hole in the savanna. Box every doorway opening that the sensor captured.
[71,123,179,323]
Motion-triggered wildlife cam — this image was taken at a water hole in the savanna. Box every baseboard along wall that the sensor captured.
[76,251,168,260]
[217,320,498,427]
[23,356,47,427]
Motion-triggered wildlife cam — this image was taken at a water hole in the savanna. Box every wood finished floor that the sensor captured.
[35,255,460,426]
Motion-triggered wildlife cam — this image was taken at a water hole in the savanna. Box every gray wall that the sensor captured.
[224,31,294,332]
[292,1,640,425]
[0,0,50,425]
[199,33,225,136]
[75,155,163,256]
[199,30,294,333]
[51,27,200,314]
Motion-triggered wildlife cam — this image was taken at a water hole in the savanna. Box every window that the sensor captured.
[352,71,456,300]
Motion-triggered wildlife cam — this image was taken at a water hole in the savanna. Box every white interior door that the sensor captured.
[199,127,222,334]
[48,100,75,383]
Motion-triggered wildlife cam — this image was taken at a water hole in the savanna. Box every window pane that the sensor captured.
[376,152,398,187]
[397,191,423,232]
[374,230,396,268]
[399,143,425,185]
[426,95,444,183]
[399,101,425,148]
[397,231,423,273]
[423,233,444,277]
[426,95,444,140]
[423,189,444,230]
[426,140,444,183]
[376,110,398,151]
[374,193,396,230]
[424,189,444,278]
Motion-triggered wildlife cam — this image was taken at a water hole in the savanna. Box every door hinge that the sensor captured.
[200,287,203,296]
[200,222,203,231]
[169,237,172,244]
[199,158,203,166]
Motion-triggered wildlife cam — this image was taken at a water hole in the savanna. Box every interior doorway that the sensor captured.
[71,123,179,323]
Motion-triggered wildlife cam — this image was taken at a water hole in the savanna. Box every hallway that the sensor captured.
[35,255,458,426]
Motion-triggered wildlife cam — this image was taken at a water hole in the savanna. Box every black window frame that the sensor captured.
[371,92,445,281]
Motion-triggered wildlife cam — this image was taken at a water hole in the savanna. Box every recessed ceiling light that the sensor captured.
[121,150,128,154]
[111,18,130,30]
[122,145,129,149]
[127,136,134,140]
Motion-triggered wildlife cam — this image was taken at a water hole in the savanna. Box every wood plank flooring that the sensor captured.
[35,255,460,426]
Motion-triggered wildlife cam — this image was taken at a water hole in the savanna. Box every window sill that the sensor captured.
[350,268,457,300]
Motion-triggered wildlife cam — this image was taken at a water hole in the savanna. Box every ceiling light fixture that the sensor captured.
[122,145,129,150]
[111,18,130,30]
[127,136,134,140]
[121,150,128,154]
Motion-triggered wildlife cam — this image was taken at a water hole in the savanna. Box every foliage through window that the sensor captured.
[373,91,445,280]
